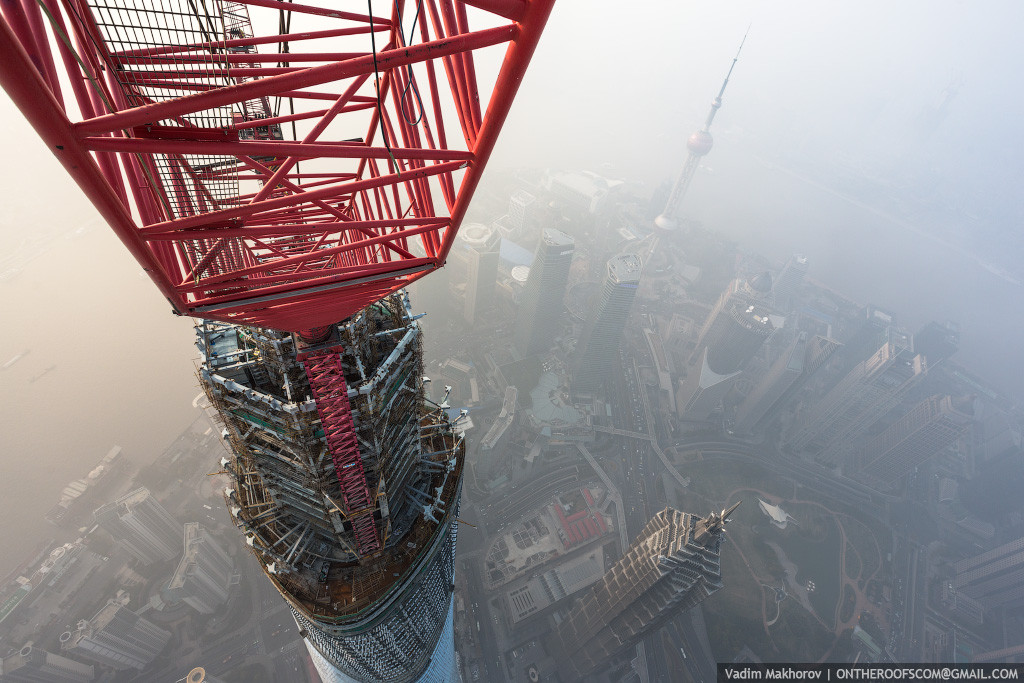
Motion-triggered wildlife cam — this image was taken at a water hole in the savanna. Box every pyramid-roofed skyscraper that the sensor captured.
[552,503,738,681]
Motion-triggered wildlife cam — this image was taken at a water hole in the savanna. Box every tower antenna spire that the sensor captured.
[706,25,749,128]
[653,25,750,233]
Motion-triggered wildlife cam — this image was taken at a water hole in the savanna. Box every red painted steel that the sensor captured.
[300,346,380,556]
[2,0,553,562]
[0,0,555,332]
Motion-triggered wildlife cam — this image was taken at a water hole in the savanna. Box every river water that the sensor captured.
[0,224,198,579]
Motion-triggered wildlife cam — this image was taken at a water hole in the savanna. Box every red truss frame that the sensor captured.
[0,0,553,331]
[300,345,380,556]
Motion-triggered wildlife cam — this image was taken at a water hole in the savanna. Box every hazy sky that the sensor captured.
[2,1,1024,575]
[495,0,1024,191]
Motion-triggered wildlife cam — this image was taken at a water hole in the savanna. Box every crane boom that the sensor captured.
[0,0,553,331]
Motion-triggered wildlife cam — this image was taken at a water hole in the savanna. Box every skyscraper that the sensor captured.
[831,305,897,375]
[676,349,744,422]
[552,504,738,681]
[849,394,973,489]
[700,299,775,376]
[93,488,180,566]
[733,333,840,434]
[573,254,641,393]
[786,331,926,465]
[60,597,171,671]
[514,228,575,356]
[165,523,235,614]
[954,536,1024,610]
[199,293,463,683]
[0,5,554,683]
[459,223,500,325]
[772,254,809,312]
[677,300,774,420]
[913,320,960,367]
[690,273,774,366]
[0,643,94,683]
[508,189,539,239]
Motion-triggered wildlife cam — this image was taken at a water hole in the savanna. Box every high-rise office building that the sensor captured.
[93,488,180,566]
[0,643,95,683]
[514,228,575,356]
[786,331,926,464]
[165,523,234,614]
[700,299,775,376]
[60,597,171,671]
[733,333,840,434]
[508,189,539,238]
[459,223,500,325]
[199,293,463,683]
[573,254,641,393]
[677,300,774,420]
[772,254,809,312]
[849,395,973,489]
[954,536,1024,610]
[552,504,738,681]
[675,349,743,422]
[914,320,960,367]
[691,274,774,367]
[831,305,897,375]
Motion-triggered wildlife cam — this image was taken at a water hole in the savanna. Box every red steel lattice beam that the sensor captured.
[300,345,380,556]
[0,0,554,332]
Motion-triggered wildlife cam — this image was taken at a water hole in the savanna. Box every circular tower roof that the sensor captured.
[653,213,678,232]
[687,130,714,156]
[461,222,494,248]
[748,271,773,294]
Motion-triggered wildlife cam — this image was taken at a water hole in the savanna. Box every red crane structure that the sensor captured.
[0,0,553,332]
[1,4,553,678]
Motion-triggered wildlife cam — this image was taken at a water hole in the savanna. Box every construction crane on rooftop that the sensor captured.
[0,1,552,680]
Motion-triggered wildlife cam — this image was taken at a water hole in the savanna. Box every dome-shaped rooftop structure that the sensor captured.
[653,213,678,232]
[748,271,773,294]
[687,130,714,156]
[460,222,495,248]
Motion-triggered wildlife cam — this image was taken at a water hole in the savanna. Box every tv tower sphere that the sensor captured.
[652,30,746,233]
[687,129,715,156]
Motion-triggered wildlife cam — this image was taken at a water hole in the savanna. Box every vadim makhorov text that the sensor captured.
[722,667,1022,681]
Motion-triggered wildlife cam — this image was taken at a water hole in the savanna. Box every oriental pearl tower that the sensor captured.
[654,29,748,232]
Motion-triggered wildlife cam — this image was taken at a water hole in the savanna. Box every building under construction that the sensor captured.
[199,292,464,681]
[0,0,555,679]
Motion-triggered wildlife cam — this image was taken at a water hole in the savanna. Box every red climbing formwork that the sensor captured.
[300,345,380,555]
[0,0,554,332]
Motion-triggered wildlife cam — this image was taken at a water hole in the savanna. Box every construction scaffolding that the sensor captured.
[198,291,464,626]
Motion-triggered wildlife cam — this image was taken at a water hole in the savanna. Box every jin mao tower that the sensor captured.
[553,504,738,681]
